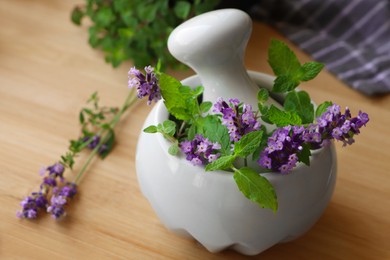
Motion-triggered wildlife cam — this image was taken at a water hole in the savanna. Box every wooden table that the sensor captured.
[1,1,389,259]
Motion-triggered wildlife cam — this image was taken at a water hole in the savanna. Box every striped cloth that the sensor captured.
[248,0,390,95]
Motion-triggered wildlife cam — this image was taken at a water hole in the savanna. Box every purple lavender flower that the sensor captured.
[128,66,161,105]
[258,104,369,174]
[180,134,221,166]
[16,192,48,219]
[17,162,70,219]
[82,135,109,155]
[258,126,303,174]
[85,135,100,149]
[312,104,369,147]
[47,182,77,219]
[38,162,65,183]
[213,98,261,142]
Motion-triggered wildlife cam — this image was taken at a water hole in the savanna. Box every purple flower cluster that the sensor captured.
[258,126,304,174]
[40,162,65,188]
[128,65,161,105]
[315,104,369,147]
[47,183,77,219]
[17,162,77,220]
[16,192,48,219]
[258,104,369,174]
[213,98,261,142]
[82,135,107,154]
[180,134,221,166]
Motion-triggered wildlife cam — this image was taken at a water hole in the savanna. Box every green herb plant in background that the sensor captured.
[71,0,220,68]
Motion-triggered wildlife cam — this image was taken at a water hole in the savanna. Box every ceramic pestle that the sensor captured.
[167,9,283,130]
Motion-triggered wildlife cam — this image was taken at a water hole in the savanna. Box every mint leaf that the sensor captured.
[159,74,200,121]
[268,39,301,76]
[234,130,263,158]
[315,101,333,118]
[233,167,278,212]
[197,115,231,156]
[143,125,158,133]
[268,39,324,93]
[267,105,302,127]
[284,90,314,124]
[199,101,212,113]
[301,62,324,81]
[257,88,269,103]
[193,86,204,97]
[205,155,236,171]
[272,74,301,93]
[162,120,176,136]
[159,73,188,120]
[168,143,179,156]
[71,7,84,26]
[257,88,269,112]
[174,1,191,19]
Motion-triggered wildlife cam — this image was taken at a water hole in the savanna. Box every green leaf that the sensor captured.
[118,28,134,40]
[284,90,314,124]
[268,39,324,93]
[194,0,221,14]
[301,62,324,81]
[88,26,101,48]
[143,125,158,133]
[233,167,278,212]
[197,115,231,156]
[268,39,301,77]
[205,155,236,171]
[199,101,212,113]
[193,86,204,97]
[174,1,191,19]
[100,123,112,130]
[267,105,302,127]
[79,111,85,124]
[71,7,85,26]
[234,130,264,158]
[137,5,158,22]
[168,143,179,156]
[257,88,269,103]
[315,101,333,118]
[187,124,197,140]
[162,120,176,136]
[272,74,300,93]
[94,7,115,27]
[159,73,189,120]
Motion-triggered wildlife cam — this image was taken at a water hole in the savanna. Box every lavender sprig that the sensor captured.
[128,65,161,105]
[180,134,221,166]
[213,98,261,142]
[258,104,369,173]
[17,87,138,220]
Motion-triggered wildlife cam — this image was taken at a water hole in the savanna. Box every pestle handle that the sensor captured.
[167,9,282,115]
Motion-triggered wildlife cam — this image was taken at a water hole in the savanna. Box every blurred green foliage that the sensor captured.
[71,0,220,69]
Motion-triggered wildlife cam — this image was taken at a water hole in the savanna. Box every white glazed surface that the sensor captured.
[167,9,282,132]
[136,72,337,255]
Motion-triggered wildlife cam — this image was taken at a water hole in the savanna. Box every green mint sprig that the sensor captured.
[205,130,278,212]
[268,39,324,93]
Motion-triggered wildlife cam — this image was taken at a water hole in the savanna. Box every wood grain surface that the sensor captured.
[1,1,389,259]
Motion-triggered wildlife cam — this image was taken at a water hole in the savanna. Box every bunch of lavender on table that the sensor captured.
[17,90,138,220]
[131,39,369,212]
